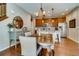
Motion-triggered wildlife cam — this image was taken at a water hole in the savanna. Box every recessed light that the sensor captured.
[48,11,50,13]
[35,12,38,16]
[65,9,68,11]
[62,13,65,15]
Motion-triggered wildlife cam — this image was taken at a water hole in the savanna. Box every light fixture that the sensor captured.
[35,3,54,18]
[42,20,44,23]
[62,13,65,15]
[35,3,46,19]
[52,20,54,22]
[65,9,68,11]
[51,8,54,16]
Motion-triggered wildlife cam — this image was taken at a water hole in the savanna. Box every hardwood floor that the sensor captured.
[54,38,79,56]
[0,38,79,56]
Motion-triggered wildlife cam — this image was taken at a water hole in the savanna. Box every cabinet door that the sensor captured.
[36,19,43,27]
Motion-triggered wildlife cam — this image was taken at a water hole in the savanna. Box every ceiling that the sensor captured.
[16,3,79,18]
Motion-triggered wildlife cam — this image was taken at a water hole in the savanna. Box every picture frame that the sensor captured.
[69,19,76,28]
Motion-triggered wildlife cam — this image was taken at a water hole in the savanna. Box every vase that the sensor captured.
[9,28,14,31]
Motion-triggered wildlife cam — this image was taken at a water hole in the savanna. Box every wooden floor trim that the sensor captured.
[66,37,79,44]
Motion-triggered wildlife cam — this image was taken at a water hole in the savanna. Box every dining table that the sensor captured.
[29,33,53,44]
[29,33,54,56]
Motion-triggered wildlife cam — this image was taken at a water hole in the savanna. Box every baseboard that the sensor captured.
[0,45,15,52]
[0,42,20,52]
[67,37,79,44]
[0,42,19,52]
[0,46,10,52]
[61,37,67,38]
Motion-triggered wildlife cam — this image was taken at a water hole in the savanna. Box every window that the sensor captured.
[0,3,7,21]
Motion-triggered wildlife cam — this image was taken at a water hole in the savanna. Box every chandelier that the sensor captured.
[35,3,46,19]
[35,3,54,19]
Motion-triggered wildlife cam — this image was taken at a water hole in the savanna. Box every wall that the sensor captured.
[0,3,31,51]
[66,7,79,43]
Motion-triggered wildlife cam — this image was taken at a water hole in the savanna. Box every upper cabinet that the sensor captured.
[58,17,66,23]
[35,19,44,27]
[0,3,7,21]
[35,17,66,27]
[35,18,58,27]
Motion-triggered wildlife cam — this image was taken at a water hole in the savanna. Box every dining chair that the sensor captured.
[19,36,41,56]
[38,34,54,56]
[25,32,32,36]
[51,33,55,56]
[54,31,61,43]
[46,34,55,56]
[38,42,52,55]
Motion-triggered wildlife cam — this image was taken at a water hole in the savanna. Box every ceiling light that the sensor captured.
[42,20,44,23]
[65,9,68,11]
[35,3,54,18]
[35,12,38,16]
[52,20,54,22]
[62,13,65,15]
[35,3,45,18]
[43,11,46,15]
[48,11,50,13]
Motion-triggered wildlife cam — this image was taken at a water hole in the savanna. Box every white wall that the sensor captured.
[0,3,31,51]
[66,7,79,43]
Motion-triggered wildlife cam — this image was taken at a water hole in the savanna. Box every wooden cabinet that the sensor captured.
[35,18,58,27]
[35,19,44,27]
[58,17,66,23]
[52,19,58,27]
[35,17,66,27]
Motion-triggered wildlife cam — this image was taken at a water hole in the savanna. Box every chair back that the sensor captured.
[25,32,31,36]
[19,36,37,56]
